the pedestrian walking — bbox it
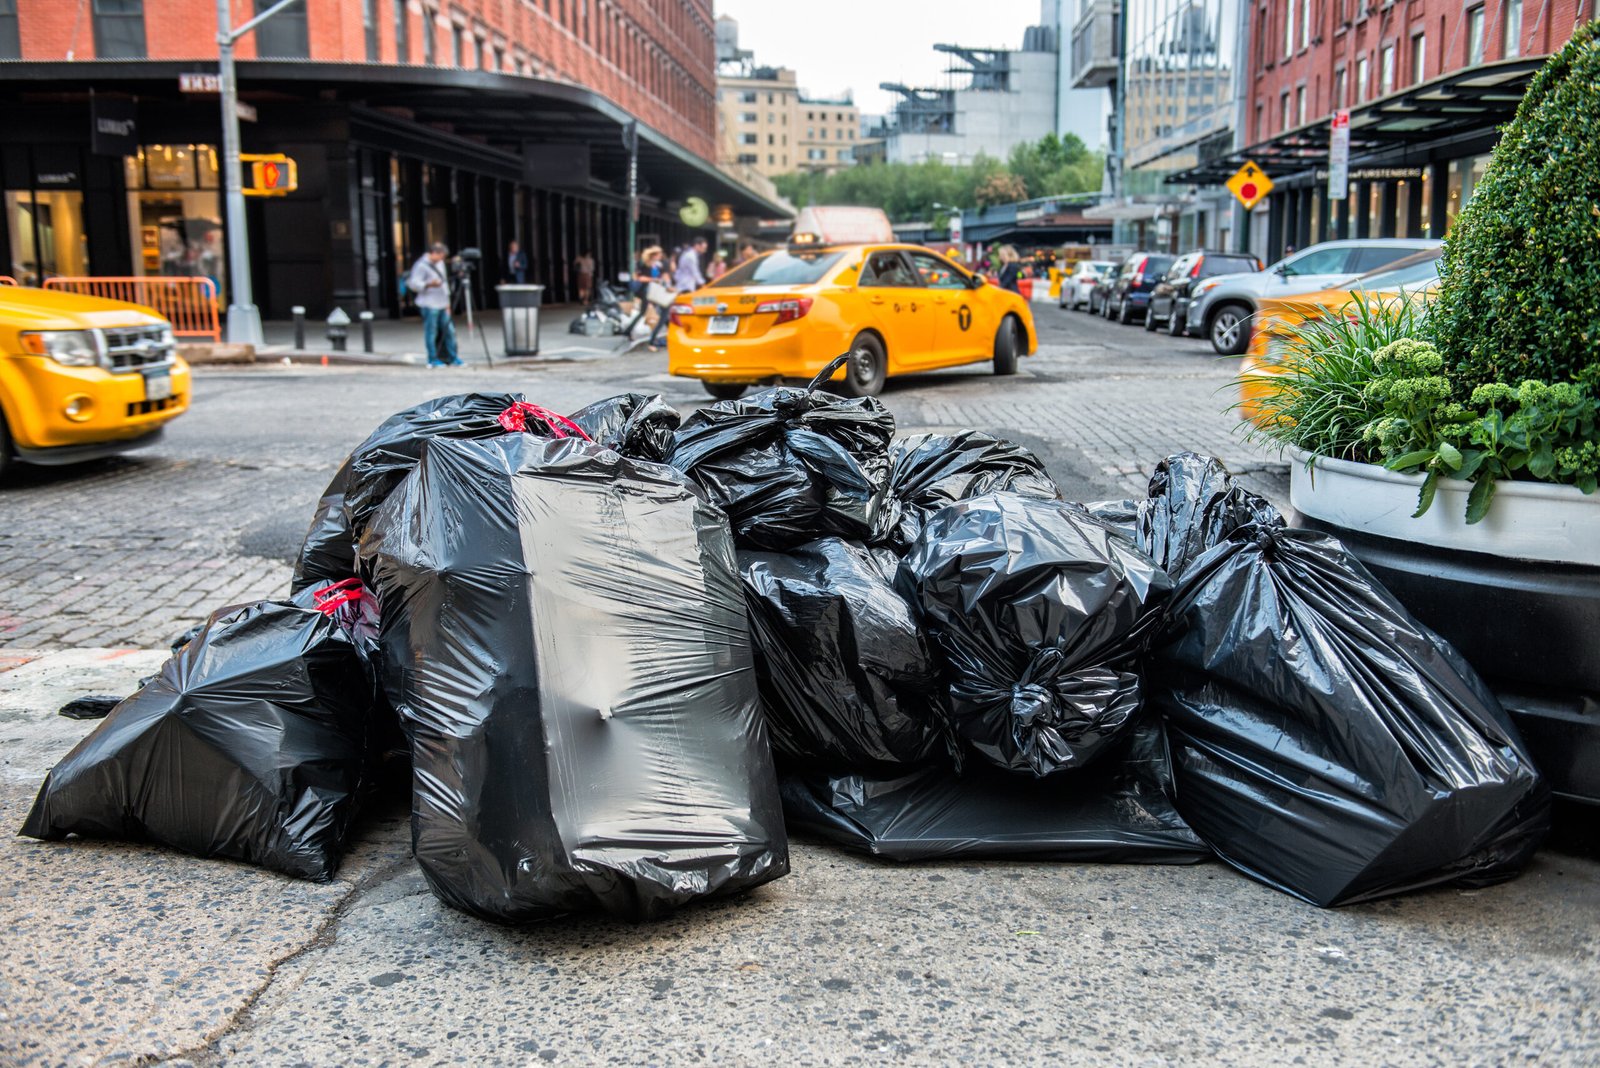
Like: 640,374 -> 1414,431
574,249 -> 595,303
505,240 -> 528,285
675,235 -> 708,295
735,241 -> 757,266
707,249 -> 729,281
407,242 -> 463,367
996,244 -> 1023,294
636,246 -> 671,353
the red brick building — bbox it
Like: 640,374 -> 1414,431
1175,1 -> 1589,258
0,0 -> 780,316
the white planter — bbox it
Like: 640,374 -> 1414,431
1288,449 -> 1600,568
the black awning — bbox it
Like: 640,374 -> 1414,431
0,59 -> 792,218
1166,57 -> 1544,186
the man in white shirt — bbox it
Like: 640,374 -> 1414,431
407,242 -> 462,367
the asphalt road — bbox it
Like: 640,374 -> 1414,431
3,303 -> 1596,1066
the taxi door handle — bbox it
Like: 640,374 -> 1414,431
869,294 -> 886,305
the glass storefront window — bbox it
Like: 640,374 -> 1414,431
1418,169 -> 1431,237
1395,180 -> 1410,237
6,190 -> 91,283
124,144 -> 225,299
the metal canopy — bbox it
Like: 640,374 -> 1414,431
0,59 -> 791,217
1165,57 -> 1544,186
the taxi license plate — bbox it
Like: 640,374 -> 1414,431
707,315 -> 739,336
144,372 -> 173,402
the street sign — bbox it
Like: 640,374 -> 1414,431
179,73 -> 222,93
1226,161 -> 1274,211
235,101 -> 258,123
948,212 -> 963,244
1328,109 -> 1351,200
240,153 -> 297,196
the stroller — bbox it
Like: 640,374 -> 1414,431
569,276 -> 639,337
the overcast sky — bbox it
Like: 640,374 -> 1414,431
712,0 -> 1046,116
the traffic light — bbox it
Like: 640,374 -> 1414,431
240,153 -> 298,197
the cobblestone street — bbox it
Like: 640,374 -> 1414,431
0,306 -> 1281,652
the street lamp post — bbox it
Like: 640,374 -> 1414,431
215,0 -> 302,345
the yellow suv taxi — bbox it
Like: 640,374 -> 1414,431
0,286 -> 190,477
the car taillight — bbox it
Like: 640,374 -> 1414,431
1083,278 -> 1097,285
668,304 -> 692,326
754,297 -> 813,324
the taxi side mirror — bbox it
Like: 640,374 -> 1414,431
969,274 -> 986,289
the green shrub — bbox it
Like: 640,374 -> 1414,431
1431,20 -> 1600,391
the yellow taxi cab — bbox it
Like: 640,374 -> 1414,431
1238,248 -> 1442,425
668,207 -> 1037,399
0,285 -> 191,477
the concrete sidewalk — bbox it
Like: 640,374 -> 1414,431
257,304 -> 651,366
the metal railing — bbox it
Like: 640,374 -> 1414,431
42,276 -> 221,341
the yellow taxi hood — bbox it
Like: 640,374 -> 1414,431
0,287 -> 167,331
1262,280 -> 1440,320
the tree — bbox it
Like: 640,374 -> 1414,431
975,172 -> 1027,207
1431,20 -> 1600,390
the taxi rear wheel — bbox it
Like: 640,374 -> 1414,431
993,316 -> 1020,376
840,334 -> 887,398
702,381 -> 748,401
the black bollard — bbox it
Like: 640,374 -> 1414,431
359,311 -> 374,353
291,305 -> 306,349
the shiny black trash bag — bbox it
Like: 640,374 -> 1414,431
292,392 -> 528,592
1145,461 -> 1549,906
567,392 -> 681,462
737,538 -> 952,775
874,430 -> 1059,552
896,493 -> 1172,778
1135,452 -> 1280,579
363,433 -> 789,923
19,582 -> 379,881
668,360 -> 895,550
780,715 -> 1208,863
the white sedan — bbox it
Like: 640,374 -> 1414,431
1059,261 -> 1117,310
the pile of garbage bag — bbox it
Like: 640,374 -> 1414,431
20,376 -> 1551,919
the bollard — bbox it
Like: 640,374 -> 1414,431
359,310 -> 375,353
326,307 -> 350,352
291,305 -> 306,349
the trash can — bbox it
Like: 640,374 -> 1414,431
496,284 -> 544,357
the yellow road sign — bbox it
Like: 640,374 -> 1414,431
1226,161 -> 1274,211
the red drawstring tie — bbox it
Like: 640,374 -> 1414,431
313,578 -> 365,615
497,402 -> 593,441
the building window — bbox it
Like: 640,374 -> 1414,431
451,23 -> 463,66
1280,90 -> 1290,133
0,0 -> 19,59
740,133 -> 758,145
1254,101 -> 1264,141
1467,7 -> 1485,65
1380,43 -> 1395,95
767,134 -> 774,145
766,92 -> 774,104
1503,0 -> 1523,58
1334,66 -> 1346,107
739,111 -> 757,123
255,0 -> 309,57
93,0 -> 146,59
493,46 -> 504,71
1283,0 -> 1295,57
1411,32 -> 1426,84
1355,54 -> 1368,102
739,90 -> 757,104
768,154 -> 775,164
363,0 -> 381,61
1295,85 -> 1307,125
1300,0 -> 1310,49
737,153 -> 757,165
423,7 -> 437,62
394,0 -> 410,61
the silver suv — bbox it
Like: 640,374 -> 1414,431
1186,238 -> 1440,354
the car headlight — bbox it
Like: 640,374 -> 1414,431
20,330 -> 104,368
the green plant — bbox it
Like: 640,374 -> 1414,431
1430,20 -> 1600,391
1235,294 -> 1428,460
1362,341 -> 1600,522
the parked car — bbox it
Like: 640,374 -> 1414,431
1058,260 -> 1117,310
1145,250 -> 1262,335
1087,262 -> 1123,316
1237,247 -> 1444,425
1104,252 -> 1176,325
1185,238 -> 1439,355
1,286 -> 190,479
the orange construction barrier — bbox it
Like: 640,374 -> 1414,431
44,276 -> 221,341
0,276 -> 17,286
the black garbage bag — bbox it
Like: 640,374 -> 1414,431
1150,510 -> 1550,907
1135,452 -> 1281,579
781,715 -> 1208,863
291,392 -> 541,593
568,392 -> 681,463
364,432 -> 788,923
737,538 -> 952,775
896,493 -> 1172,778
1067,499 -> 1140,542
19,580 -> 379,881
874,430 -> 1059,551
668,357 -> 894,550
